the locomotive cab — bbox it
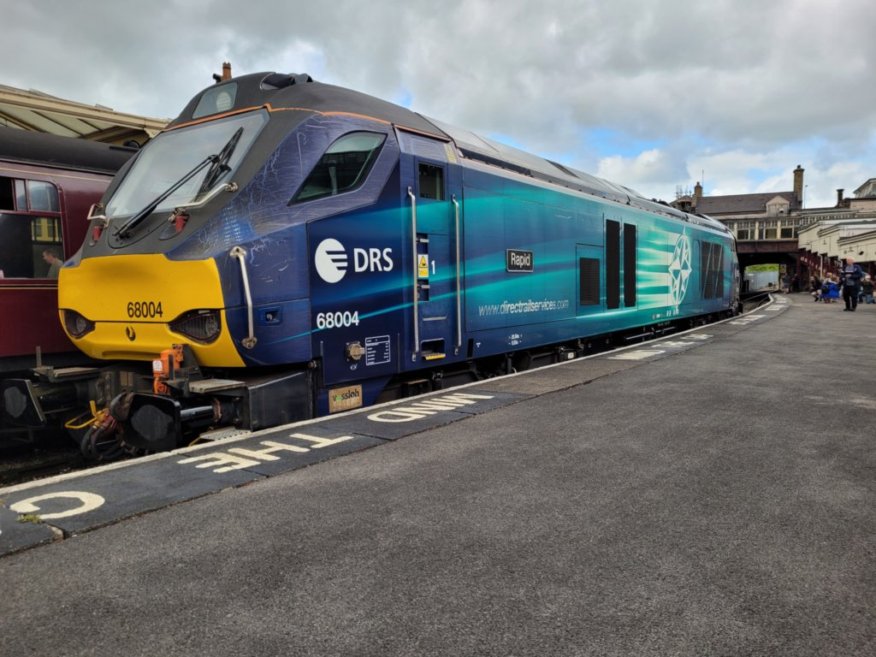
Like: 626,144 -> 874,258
46,72 -> 434,449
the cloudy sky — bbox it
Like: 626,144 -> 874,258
2,0 -> 874,208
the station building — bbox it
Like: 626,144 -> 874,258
673,168 -> 876,287
796,179 -> 876,278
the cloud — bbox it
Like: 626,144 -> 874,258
1,0 -> 874,205
596,149 -> 686,198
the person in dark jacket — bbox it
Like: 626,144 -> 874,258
840,257 -> 865,311
862,275 -> 875,304
810,274 -> 822,301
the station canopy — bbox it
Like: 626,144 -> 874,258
0,84 -> 167,146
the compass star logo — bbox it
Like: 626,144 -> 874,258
668,234 -> 692,306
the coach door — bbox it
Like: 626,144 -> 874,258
398,131 -> 462,364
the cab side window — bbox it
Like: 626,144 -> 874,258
292,132 -> 386,203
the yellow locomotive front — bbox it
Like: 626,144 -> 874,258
59,253 -> 244,367
57,102 -> 274,370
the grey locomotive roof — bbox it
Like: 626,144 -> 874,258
424,116 -> 634,204
173,73 -> 731,236
427,115 -> 728,233
171,72 -> 447,139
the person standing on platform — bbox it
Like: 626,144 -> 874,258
810,274 -> 822,301
862,276 -> 875,304
839,257 -> 864,311
823,275 -> 839,303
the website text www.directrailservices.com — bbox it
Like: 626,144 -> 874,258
478,298 -> 571,317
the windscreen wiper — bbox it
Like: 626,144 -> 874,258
113,155 -> 215,238
198,127 -> 243,195
114,127 -> 245,239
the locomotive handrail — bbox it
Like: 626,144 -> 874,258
173,181 -> 239,212
452,195 -> 462,354
86,203 -> 107,224
408,186 -> 419,361
230,246 -> 258,349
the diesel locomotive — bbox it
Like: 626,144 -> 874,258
2,71 -> 738,454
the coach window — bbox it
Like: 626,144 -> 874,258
292,132 -> 386,203
0,176 -> 15,210
0,177 -> 63,279
15,180 -> 26,209
26,180 -> 60,212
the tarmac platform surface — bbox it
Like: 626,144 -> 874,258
1,294 -> 874,656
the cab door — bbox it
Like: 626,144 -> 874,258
397,131 -> 462,366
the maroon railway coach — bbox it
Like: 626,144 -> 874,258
0,128 -> 135,373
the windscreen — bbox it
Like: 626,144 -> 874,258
105,109 -> 268,219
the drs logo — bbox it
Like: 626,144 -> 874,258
314,238 -> 394,284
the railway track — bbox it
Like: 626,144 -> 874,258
0,434 -> 87,487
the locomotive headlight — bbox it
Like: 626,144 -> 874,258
63,310 -> 96,338
168,309 -> 222,344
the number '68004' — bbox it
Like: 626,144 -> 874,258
315,311 -> 360,330
127,301 -> 164,319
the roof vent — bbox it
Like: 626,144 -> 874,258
260,73 -> 314,90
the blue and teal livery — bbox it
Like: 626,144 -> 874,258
4,71 -> 737,452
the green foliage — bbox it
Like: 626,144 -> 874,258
17,513 -> 42,524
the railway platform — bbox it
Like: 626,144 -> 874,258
1,294 -> 874,656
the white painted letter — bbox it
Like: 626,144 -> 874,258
11,491 -> 106,520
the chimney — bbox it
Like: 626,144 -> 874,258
836,189 -> 844,207
693,181 -> 702,209
793,165 -> 804,204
